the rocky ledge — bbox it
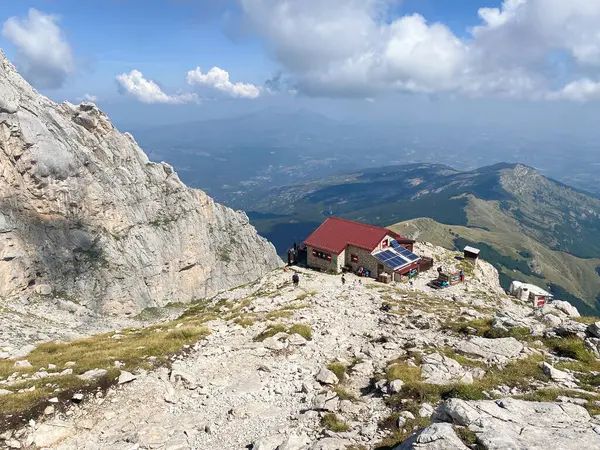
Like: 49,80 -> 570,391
1,246 -> 599,449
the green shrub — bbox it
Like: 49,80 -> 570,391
546,338 -> 595,363
333,386 -> 357,401
234,316 -> 255,328
328,362 -> 348,382
288,323 -> 313,341
253,324 -> 287,342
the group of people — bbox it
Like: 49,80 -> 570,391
287,242 -> 307,266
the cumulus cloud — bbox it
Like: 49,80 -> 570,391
187,67 -> 261,98
77,93 -> 98,103
546,79 -> 600,102
1,8 -> 75,89
116,70 -> 198,104
237,0 -> 600,101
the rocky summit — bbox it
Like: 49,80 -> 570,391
0,49 -> 281,315
1,243 -> 600,449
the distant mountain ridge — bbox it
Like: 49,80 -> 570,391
247,162 -> 600,314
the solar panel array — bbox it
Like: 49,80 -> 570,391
374,246 -> 420,270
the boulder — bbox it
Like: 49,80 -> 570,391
433,397 -> 600,450
316,368 -> 339,385
278,434 -> 310,450
389,379 -> 405,394
553,301 -> 580,318
77,369 -> 108,381
118,371 -> 137,384
10,345 -> 36,359
351,360 -> 374,377
553,321 -> 587,339
393,423 -> 469,450
311,438 -> 347,450
35,284 -> 53,296
170,369 -> 197,387
137,425 -> 170,449
13,360 -> 32,369
455,337 -> 523,363
253,435 -> 285,450
288,334 -> 308,346
263,337 -> 288,351
540,362 -> 578,384
33,422 -> 73,448
418,403 -> 435,418
587,322 -> 600,339
421,352 -> 472,385
542,314 -> 563,327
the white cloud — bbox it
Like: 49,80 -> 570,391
187,67 -> 261,98
546,78 -> 600,102
1,8 -> 75,89
238,0 -> 600,101
77,93 -> 98,103
116,70 -> 198,104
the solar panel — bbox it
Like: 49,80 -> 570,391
389,257 -> 406,268
391,240 -> 400,248
396,247 -> 420,262
374,247 -> 421,270
375,250 -> 396,263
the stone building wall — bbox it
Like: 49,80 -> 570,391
306,246 -> 344,272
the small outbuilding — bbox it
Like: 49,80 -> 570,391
509,281 -> 553,307
463,246 -> 481,262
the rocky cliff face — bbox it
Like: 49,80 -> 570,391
0,50 -> 281,314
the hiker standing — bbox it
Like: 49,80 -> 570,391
292,273 -> 300,287
341,274 -> 346,285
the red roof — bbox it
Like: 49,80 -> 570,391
303,217 -> 414,255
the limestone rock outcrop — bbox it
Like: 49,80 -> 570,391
0,49 -> 281,314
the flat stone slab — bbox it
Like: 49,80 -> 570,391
455,337 -> 523,362
433,398 -> 600,450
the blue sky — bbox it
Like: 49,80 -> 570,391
0,0 -> 491,102
0,1 -> 271,101
2,0 -> 600,127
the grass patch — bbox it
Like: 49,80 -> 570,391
445,319 -> 532,341
444,318 -> 493,336
515,388 -> 600,416
282,303 -> 311,311
296,291 -> 317,301
375,416 -> 431,449
385,354 -> 548,410
288,323 -> 313,341
386,363 -> 421,384
321,413 -> 350,432
545,337 -> 595,363
265,310 -> 294,320
454,427 -> 484,449
333,386 -> 357,401
328,362 -> 348,383
573,316 -> 598,325
0,318 -> 210,425
253,324 -> 287,342
439,348 -> 486,369
233,316 -> 255,328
